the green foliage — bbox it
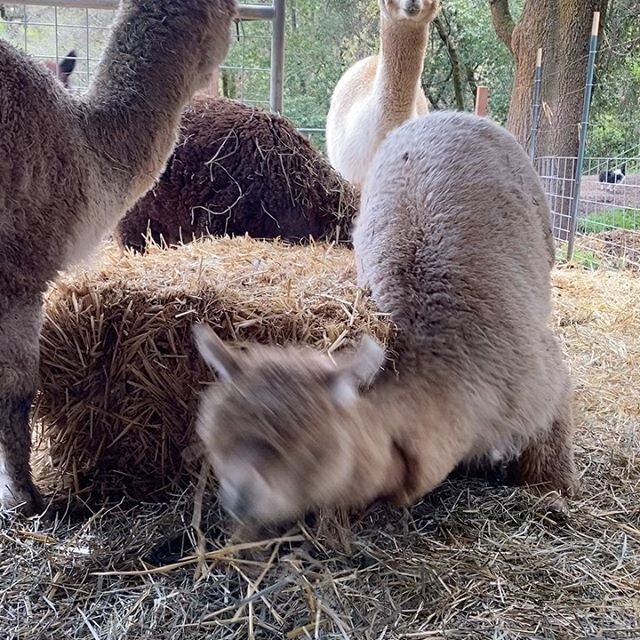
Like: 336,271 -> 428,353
1,0 -> 638,159
578,209 -> 640,234
424,0 -> 521,122
588,0 -> 640,156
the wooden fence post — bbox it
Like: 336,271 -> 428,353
474,86 -> 489,117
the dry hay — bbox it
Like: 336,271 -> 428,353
34,237 -> 391,498
1,241 -> 638,639
578,229 -> 640,271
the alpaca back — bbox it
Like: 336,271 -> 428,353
354,111 -> 563,459
115,97 -> 358,252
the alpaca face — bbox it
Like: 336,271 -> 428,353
193,325 -> 385,524
381,0 -> 439,23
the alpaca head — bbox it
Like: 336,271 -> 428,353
380,0 -> 440,23
193,324 -> 386,525
44,50 -> 77,88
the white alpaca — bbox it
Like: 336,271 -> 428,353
325,0 -> 439,189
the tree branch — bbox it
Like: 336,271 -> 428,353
433,13 -> 465,111
489,0 -> 516,52
465,63 -> 479,104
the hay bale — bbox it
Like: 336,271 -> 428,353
35,238 -> 390,497
115,97 -> 359,253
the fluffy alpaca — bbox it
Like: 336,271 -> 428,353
194,112 -> 575,526
325,0 -> 439,189
0,0 -> 237,514
115,97 -> 359,252
44,49 -> 77,88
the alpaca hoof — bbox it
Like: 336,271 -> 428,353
0,480 -> 44,517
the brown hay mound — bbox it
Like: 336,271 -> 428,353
114,97 -> 359,253
35,237 -> 391,498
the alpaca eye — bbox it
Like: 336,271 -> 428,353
242,439 -> 277,461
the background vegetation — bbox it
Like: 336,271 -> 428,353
1,0 -> 638,156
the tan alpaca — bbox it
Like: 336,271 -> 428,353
194,112 -> 575,526
325,0 -> 439,190
0,0 -> 237,514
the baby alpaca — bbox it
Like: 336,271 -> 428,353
325,0 -> 439,189
194,112 -> 575,526
0,0 -> 236,514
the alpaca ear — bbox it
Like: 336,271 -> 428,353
59,50 -> 76,79
329,336 -> 386,408
193,324 -> 239,383
350,335 -> 386,385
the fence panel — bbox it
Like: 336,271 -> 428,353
0,0 -> 285,111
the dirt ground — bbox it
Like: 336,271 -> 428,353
579,172 -> 640,218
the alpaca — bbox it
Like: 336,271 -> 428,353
325,0 -> 439,189
44,49 -> 77,88
0,0 -> 237,515
115,97 -> 359,253
193,112 -> 575,526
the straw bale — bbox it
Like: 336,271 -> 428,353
34,237 -> 391,497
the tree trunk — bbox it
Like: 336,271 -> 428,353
490,0 -> 608,241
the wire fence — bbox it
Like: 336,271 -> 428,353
537,155 -> 640,271
0,1 -> 283,110
529,13 -> 640,273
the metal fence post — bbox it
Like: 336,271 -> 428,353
567,11 -> 600,262
528,47 -> 543,161
8,1 -> 285,112
270,0 -> 286,113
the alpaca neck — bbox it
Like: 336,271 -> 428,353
81,2 -> 208,192
343,374 -> 474,508
375,17 -> 429,121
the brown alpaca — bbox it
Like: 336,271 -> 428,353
114,97 -> 359,253
325,0 -> 439,189
194,112 -> 575,526
0,0 -> 237,514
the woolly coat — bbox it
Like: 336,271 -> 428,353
116,97 -> 359,252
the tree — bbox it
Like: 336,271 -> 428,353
490,0 -> 608,239
490,0 -> 608,152
589,0 -> 640,156
420,1 -> 519,121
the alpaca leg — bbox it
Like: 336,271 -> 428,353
513,396 -> 576,510
0,302 -> 43,515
